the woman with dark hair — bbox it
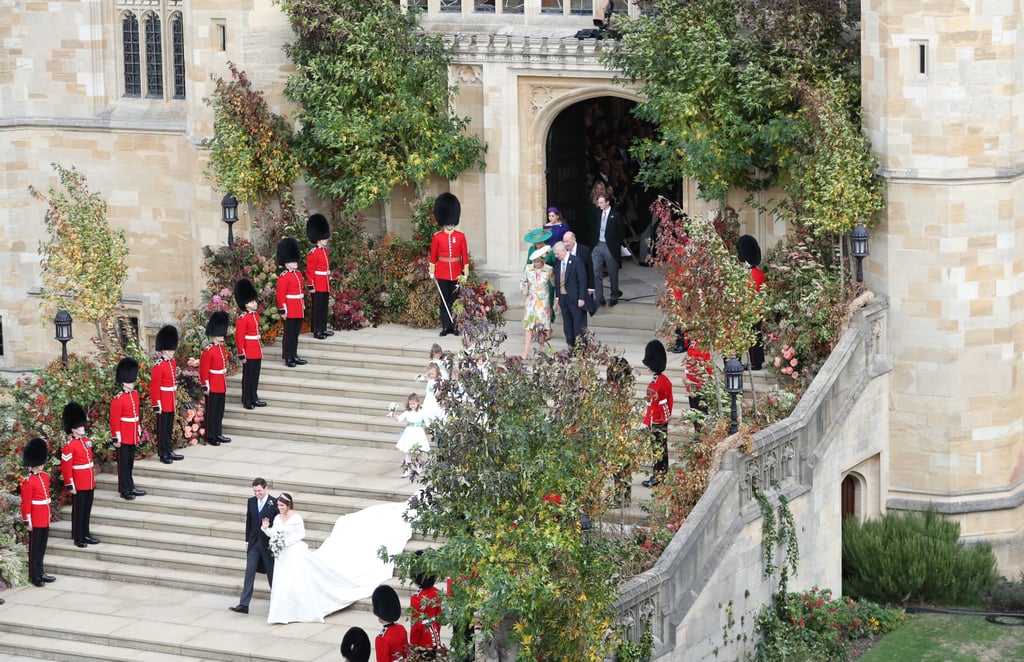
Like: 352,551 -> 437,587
260,494 -> 412,624
543,207 -> 570,246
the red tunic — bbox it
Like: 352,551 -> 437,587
749,266 -> 766,292
305,246 -> 330,293
643,373 -> 674,426
60,435 -> 96,492
110,390 -> 141,445
276,269 -> 306,318
21,471 -> 51,528
235,311 -> 263,360
199,343 -> 228,393
429,229 -> 468,281
375,623 -> 408,662
149,358 -> 177,413
409,586 -> 442,649
685,341 -> 713,394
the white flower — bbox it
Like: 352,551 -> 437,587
387,402 -> 398,415
416,374 -> 425,382
269,529 -> 285,559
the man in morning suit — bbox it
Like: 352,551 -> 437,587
592,194 -> 625,307
230,477 -> 279,614
553,241 -> 589,349
563,231 -> 596,308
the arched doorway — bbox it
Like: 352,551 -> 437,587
841,474 -> 859,521
544,97 -> 659,250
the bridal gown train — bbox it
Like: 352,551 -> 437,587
262,501 -> 413,624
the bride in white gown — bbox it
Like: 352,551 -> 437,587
260,492 -> 413,624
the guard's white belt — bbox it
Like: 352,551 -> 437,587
120,416 -> 139,423
160,386 -> 176,391
286,294 -> 303,299
210,369 -> 226,374
73,462 -> 93,470
314,270 -> 329,276
32,499 -> 51,505
244,335 -> 260,340
658,398 -> 668,405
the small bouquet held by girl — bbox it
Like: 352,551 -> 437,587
389,393 -> 430,478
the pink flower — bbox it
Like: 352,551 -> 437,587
782,366 -> 792,375
185,409 -> 195,422
790,358 -> 798,367
774,357 -> 782,368
220,288 -> 232,297
212,295 -> 222,304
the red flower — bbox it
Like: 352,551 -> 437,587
543,493 -> 562,505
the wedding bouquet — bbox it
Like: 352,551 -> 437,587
387,402 -> 398,415
269,529 -> 285,559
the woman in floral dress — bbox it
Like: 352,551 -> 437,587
522,245 -> 554,357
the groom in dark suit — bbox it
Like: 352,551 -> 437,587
230,477 -> 279,614
553,241 -> 591,349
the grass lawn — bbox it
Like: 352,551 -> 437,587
859,613 -> 1024,662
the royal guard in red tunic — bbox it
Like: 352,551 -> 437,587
60,402 -> 99,548
201,310 -> 232,446
685,335 -> 713,435
340,627 -> 371,662
305,213 -> 334,340
429,192 -> 469,337
21,437 -> 55,587
738,234 -> 766,370
373,585 -> 408,662
641,340 -> 673,488
234,278 -> 267,410
276,237 -> 307,367
110,357 -> 145,501
150,324 -> 183,464
409,556 -> 442,652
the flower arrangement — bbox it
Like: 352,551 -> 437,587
269,528 -> 285,559
387,402 -> 399,415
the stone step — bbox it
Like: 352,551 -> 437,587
0,631 -> 212,662
227,368 -> 423,397
221,414 -> 401,443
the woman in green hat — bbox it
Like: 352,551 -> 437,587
523,227 -> 557,327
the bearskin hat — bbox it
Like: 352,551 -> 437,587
642,340 -> 667,374
205,311 -> 230,337
433,192 -> 461,227
737,234 -> 762,268
306,213 -> 331,243
23,437 -> 48,467
412,549 -> 437,589
371,585 -> 401,623
62,401 -> 88,434
339,627 -> 371,662
116,357 -> 139,384
234,278 -> 258,311
276,237 -> 301,267
155,325 -> 179,352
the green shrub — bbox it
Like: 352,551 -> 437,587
980,572 -> 1024,612
842,509 -> 999,606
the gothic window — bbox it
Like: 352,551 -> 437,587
172,13 -> 186,99
117,2 -> 184,100
440,0 -> 461,12
144,13 -> 163,98
503,0 -> 525,13
122,13 -> 141,97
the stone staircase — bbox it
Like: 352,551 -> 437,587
0,299 -> 775,660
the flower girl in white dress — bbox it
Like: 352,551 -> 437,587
390,393 -> 429,477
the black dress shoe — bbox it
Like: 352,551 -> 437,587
243,403 -> 256,410
641,477 -> 660,488
313,333 -> 325,339
293,357 -> 308,365
121,492 -> 136,500
160,457 -> 173,464
609,299 -> 619,307
323,330 -> 334,337
285,360 -> 297,368
229,604 -> 249,614
207,439 -> 221,446
32,579 -> 45,587
670,344 -> 686,353
253,400 -> 267,407
75,541 -> 87,548
451,329 -> 460,336
131,489 -> 146,496
169,452 -> 184,461
216,435 -> 232,443
638,261 -> 652,267
615,289 -> 623,297
439,329 -> 449,337
41,574 -> 55,583
84,536 -> 100,545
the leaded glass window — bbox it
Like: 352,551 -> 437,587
440,0 -> 461,12
144,13 -> 163,98
172,13 -> 185,99
122,13 -> 141,97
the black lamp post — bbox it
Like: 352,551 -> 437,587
724,357 -> 744,435
221,193 -> 239,247
54,310 -> 73,370
851,222 -> 869,283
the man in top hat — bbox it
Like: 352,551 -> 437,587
276,237 -> 308,367
373,584 -> 408,662
641,340 -> 673,488
737,234 -> 766,370
234,278 -> 267,410
429,192 -> 469,337
60,402 -> 100,548
200,311 -> 232,446
340,627 -> 371,662
305,213 -> 334,340
110,357 -> 145,500
21,437 -> 55,587
151,325 -> 184,464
